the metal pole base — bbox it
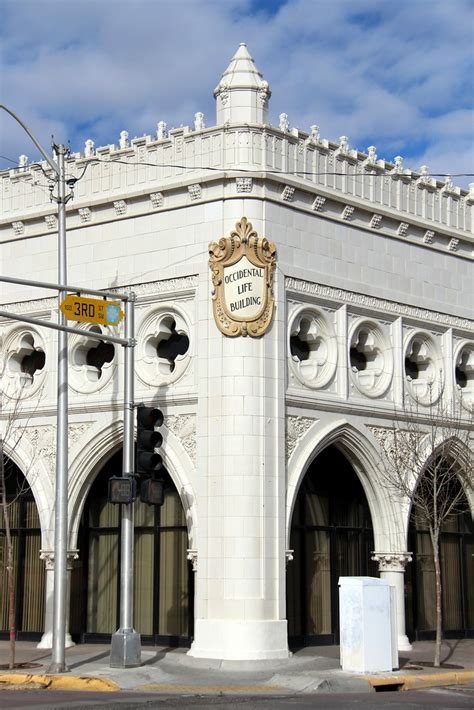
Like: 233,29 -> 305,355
110,628 -> 141,668
47,661 -> 70,673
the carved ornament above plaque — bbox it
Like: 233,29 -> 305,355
208,217 -> 276,337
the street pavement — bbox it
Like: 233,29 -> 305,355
0,638 -> 473,699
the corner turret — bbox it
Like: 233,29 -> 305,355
214,43 -> 271,125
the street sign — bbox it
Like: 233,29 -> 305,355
60,295 -> 124,326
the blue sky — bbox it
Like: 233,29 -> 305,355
1,0 -> 473,186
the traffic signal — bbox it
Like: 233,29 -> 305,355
140,478 -> 165,506
108,476 -> 136,504
136,404 -> 163,475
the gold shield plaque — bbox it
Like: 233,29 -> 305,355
209,217 -> 276,337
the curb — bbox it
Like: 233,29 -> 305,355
0,673 -> 119,692
366,670 -> 474,692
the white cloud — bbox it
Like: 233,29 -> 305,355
1,0 -> 472,186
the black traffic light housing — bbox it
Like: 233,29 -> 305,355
140,478 -> 165,506
136,404 -> 163,475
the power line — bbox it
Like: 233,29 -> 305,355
2,154 -> 473,180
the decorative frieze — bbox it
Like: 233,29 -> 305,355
341,205 -> 354,221
12,221 -> 24,236
44,215 -> 57,230
285,277 -> 473,331
188,183 -> 202,201
281,185 -> 295,202
150,192 -> 164,209
398,222 -> 409,237
236,177 -> 253,193
113,200 -> 127,216
312,195 -> 326,212
78,207 -> 92,223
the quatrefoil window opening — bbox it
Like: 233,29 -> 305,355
455,346 -> 473,390
288,310 -> 337,389
455,344 -> 474,410
350,329 -> 382,373
73,326 -> 115,382
348,322 -> 392,398
7,332 -> 45,387
404,335 -> 441,404
290,316 -> 327,376
145,316 -> 189,375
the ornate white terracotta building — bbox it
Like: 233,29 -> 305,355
1,44 -> 473,659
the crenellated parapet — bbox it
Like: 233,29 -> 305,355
2,122 -> 473,253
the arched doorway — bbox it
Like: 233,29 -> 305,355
287,445 -> 377,646
406,496 -> 474,640
0,459 -> 45,640
70,449 -> 193,645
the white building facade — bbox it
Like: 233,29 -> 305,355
1,44 -> 473,659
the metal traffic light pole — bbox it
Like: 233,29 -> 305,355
110,293 -> 142,668
2,105 -> 141,670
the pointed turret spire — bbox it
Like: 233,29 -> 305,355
214,43 -> 271,125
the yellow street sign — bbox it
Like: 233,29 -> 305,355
60,295 -> 124,326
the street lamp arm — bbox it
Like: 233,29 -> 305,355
0,103 -> 59,175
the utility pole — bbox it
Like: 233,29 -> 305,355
0,105 -> 72,673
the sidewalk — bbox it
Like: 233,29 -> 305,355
0,638 -> 473,695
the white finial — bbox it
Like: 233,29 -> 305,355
279,113 -> 289,132
338,136 -> 349,154
419,165 -> 430,181
444,175 -> 453,189
310,125 -> 320,142
469,183 -> 474,199
84,139 -> 95,158
367,146 -> 377,164
393,156 -> 404,172
18,154 -> 28,171
119,130 -> 129,150
156,121 -> 167,140
194,112 -> 205,131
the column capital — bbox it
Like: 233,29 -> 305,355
371,551 -> 412,572
187,549 -> 198,572
40,549 -> 79,571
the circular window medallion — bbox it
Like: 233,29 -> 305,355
454,342 -> 474,411
70,325 -> 117,394
404,332 -> 442,404
288,307 -> 337,389
3,327 -> 46,398
349,320 -> 393,398
136,307 -> 191,387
